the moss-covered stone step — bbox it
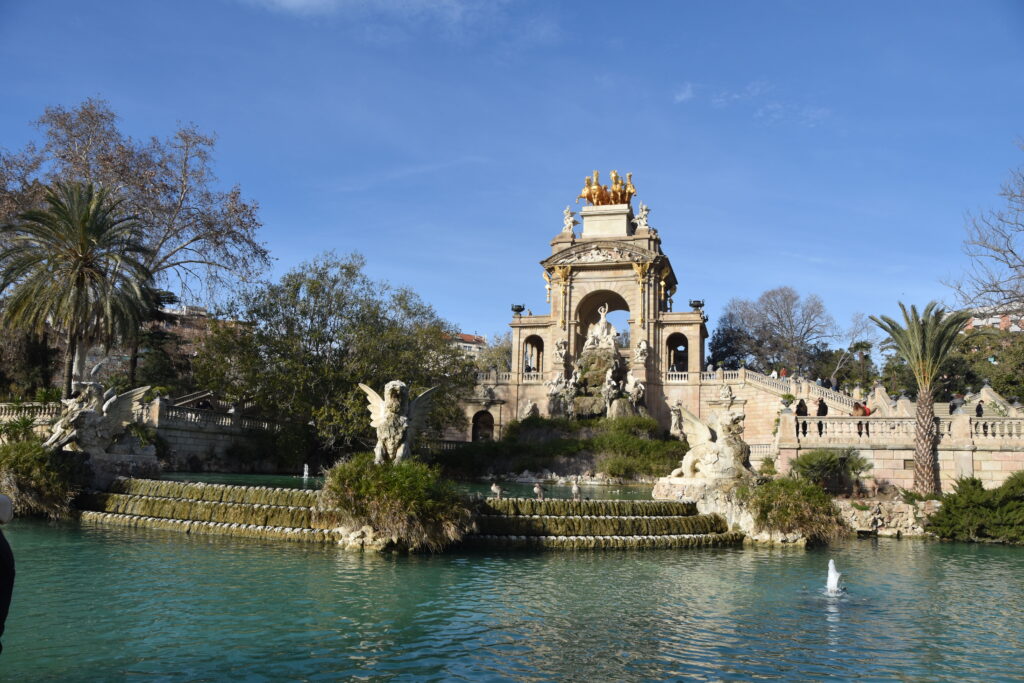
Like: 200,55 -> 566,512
465,531 -> 745,550
79,492 -> 329,529
107,478 -> 317,507
79,510 -> 342,543
476,513 -> 726,537
478,498 -> 697,518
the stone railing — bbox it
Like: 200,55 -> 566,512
742,371 -> 792,394
475,371 -> 513,384
777,413 -> 1024,491
748,443 -> 773,459
162,405 -> 235,428
799,381 -> 856,410
970,417 -> 1024,441
521,372 -> 543,383
665,372 -> 691,383
783,414 -> 1024,449
0,402 -> 61,423
792,416 -> 917,444
154,403 -> 282,433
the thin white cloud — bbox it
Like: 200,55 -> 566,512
240,0 -> 557,48
329,155 -> 489,193
243,0 -> 511,32
673,83 -> 694,103
711,80 -> 772,107
755,102 -> 832,127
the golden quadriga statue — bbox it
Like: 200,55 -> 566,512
575,170 -> 637,206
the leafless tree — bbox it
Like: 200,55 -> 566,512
828,313 -> 878,381
724,286 -> 837,372
1,99 -> 270,382
2,98 -> 269,303
952,145 -> 1024,317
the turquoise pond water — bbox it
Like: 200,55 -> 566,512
3,516 -> 1024,681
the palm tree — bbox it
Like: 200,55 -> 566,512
870,302 -> 971,494
0,182 -> 155,397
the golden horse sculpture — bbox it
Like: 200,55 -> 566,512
576,170 -> 637,206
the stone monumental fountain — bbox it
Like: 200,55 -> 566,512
652,403 -> 806,544
44,383 -> 159,488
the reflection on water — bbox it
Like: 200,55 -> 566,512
3,520 -> 1023,681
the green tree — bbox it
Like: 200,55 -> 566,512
870,302 -> 971,494
718,287 -> 837,373
0,182 -> 155,397
707,311 -> 754,370
475,332 -> 512,373
194,252 -> 476,451
1,99 -> 269,385
953,330 -> 1024,401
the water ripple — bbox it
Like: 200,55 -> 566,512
2,521 -> 1023,680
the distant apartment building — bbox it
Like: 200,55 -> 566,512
965,309 -> 1023,333
450,333 -> 487,359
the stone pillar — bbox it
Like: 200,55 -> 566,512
579,204 -> 632,238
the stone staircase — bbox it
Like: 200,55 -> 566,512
77,478 -> 342,543
466,498 -> 744,549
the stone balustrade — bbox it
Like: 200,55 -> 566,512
748,443 -> 773,458
777,413 -> 1024,491
971,418 -> 1024,441
521,372 -> 543,383
475,372 -> 513,384
0,402 -> 61,423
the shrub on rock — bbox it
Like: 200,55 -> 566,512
738,477 -> 847,545
0,440 -> 89,519
319,452 -> 473,552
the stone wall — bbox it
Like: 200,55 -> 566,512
144,401 -> 286,472
0,400 -> 289,473
463,368 -> 855,463
777,413 -> 1024,492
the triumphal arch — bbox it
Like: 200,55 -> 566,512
463,171 -> 708,436
457,171 -> 880,466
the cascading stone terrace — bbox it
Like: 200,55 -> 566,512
467,497 -> 743,549
76,478 -> 747,551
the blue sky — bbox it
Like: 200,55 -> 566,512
2,0 -> 1023,342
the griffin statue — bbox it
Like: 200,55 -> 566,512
667,404 -> 754,481
44,384 -> 151,453
358,381 -> 439,464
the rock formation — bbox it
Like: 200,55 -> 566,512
43,383 -> 159,488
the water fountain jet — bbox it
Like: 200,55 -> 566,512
826,559 -> 843,596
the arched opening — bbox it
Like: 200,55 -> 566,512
471,410 -> 494,441
575,290 -> 631,350
523,335 -> 544,373
667,332 -> 689,373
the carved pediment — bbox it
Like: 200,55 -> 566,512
542,241 -> 658,268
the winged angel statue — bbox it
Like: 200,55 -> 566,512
358,381 -> 439,464
44,384 -> 151,453
668,403 -> 754,481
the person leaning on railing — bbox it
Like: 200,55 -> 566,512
816,398 -> 828,436
852,402 -> 871,437
795,399 -> 809,437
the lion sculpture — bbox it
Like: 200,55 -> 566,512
358,381 -> 439,464
668,404 -> 754,481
